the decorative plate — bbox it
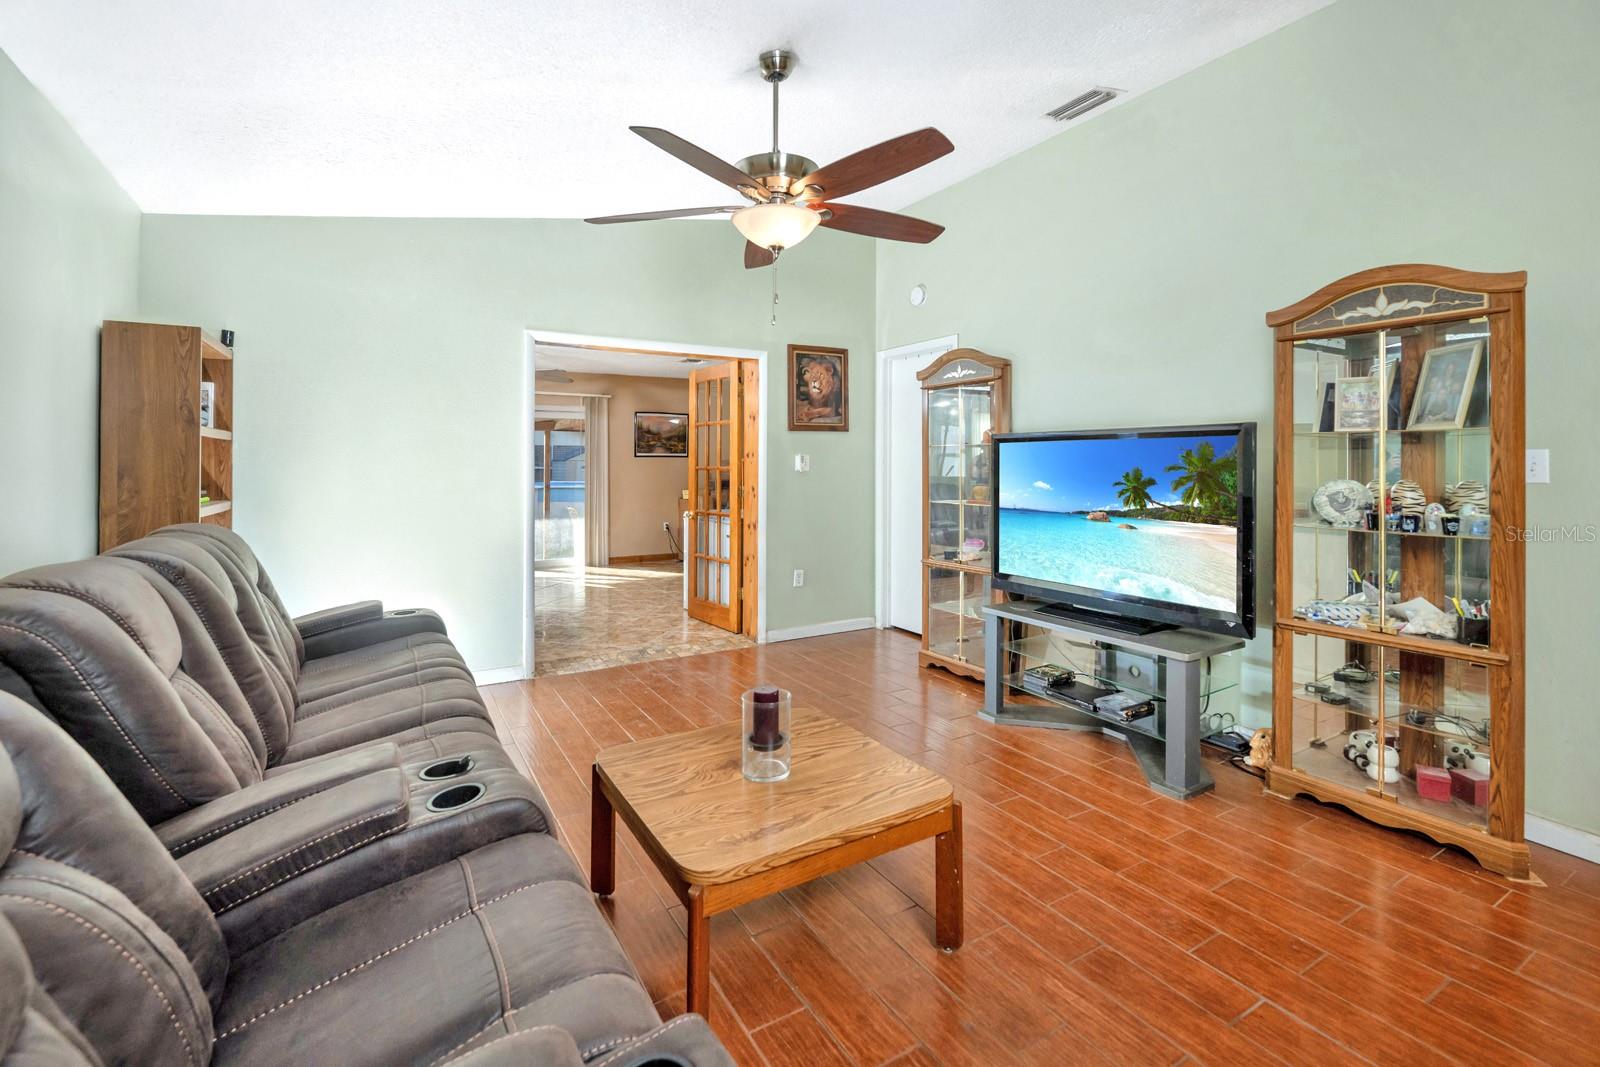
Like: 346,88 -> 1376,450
1311,479 -> 1373,527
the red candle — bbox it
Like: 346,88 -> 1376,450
750,685 -> 782,750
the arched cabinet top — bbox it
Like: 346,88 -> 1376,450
1265,264 -> 1526,336
917,347 -> 1010,388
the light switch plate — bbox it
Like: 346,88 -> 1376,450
794,454 -> 810,472
792,569 -> 805,587
1526,448 -> 1550,483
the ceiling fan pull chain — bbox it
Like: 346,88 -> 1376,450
771,257 -> 779,326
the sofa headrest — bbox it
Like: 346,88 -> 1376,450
1,558 -> 181,676
0,561 -> 258,822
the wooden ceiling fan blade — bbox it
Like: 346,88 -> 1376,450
791,128 -> 953,201
630,127 -> 767,201
744,242 -> 776,269
819,203 -> 944,243
584,206 -> 741,224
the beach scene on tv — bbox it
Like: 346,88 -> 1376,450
997,434 -> 1241,611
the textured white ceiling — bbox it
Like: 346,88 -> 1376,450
534,345 -> 716,380
0,0 -> 1328,217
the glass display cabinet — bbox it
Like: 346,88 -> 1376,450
1266,265 -> 1529,878
920,348 -> 1011,679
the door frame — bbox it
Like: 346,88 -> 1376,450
522,329 -> 768,679
874,335 -> 958,630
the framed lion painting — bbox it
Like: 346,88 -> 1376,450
788,344 -> 849,431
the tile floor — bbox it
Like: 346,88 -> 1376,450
534,561 -> 752,676
484,628 -> 1600,1066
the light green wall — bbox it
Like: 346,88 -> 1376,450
876,0 -> 1600,836
0,49 -> 140,573
138,216 -> 877,670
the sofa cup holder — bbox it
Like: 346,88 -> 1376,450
418,755 -> 475,781
426,782 -> 486,813
388,608 -> 420,617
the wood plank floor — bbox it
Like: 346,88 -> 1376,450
482,629 -> 1600,1067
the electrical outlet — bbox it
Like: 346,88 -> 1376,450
1526,448 -> 1550,483
792,569 -> 805,588
662,521 -> 671,532
794,454 -> 810,473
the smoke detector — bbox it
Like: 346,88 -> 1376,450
1046,87 -> 1121,122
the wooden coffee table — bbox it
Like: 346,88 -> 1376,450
590,707 -> 962,1017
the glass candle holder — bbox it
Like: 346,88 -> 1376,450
741,685 -> 791,782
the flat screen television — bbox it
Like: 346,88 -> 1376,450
992,423 -> 1256,638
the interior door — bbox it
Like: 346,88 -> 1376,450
688,362 -> 742,631
888,342 -> 953,631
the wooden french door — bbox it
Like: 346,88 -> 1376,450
688,361 -> 749,632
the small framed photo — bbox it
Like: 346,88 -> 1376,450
199,380 -> 216,429
633,412 -> 687,457
1406,340 -> 1484,431
788,344 -> 848,431
1333,376 -> 1383,432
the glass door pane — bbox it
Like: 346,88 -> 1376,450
534,415 -> 585,566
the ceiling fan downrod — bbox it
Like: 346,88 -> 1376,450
759,49 -> 792,166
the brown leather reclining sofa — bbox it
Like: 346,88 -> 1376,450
0,525 -> 733,1067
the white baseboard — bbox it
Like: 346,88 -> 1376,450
764,617 -> 876,644
472,665 -> 527,685
1526,815 -> 1600,864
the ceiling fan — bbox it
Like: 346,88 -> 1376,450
585,49 -> 952,268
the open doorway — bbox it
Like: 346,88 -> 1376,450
875,335 -> 958,632
523,333 -> 766,677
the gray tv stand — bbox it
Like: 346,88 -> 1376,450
981,601 -> 1245,799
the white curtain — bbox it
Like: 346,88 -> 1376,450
582,395 -> 609,567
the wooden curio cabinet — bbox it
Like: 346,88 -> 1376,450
919,348 -> 1011,680
1266,265 -> 1529,878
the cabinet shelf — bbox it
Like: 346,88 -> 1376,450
200,427 -> 233,441
1293,426 -> 1488,438
199,499 -> 232,518
1291,519 -> 1489,541
1289,740 -> 1489,830
1276,617 -> 1506,665
201,334 -> 233,361
929,598 -> 983,621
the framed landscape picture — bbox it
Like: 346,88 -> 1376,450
633,411 -> 688,457
788,344 -> 849,431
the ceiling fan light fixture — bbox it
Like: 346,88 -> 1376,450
731,202 -> 820,253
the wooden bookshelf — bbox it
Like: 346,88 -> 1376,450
99,321 -> 235,550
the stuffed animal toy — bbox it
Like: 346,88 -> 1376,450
1247,728 -> 1273,770
797,358 -> 842,422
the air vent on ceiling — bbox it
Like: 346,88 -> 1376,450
1046,87 -> 1120,122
